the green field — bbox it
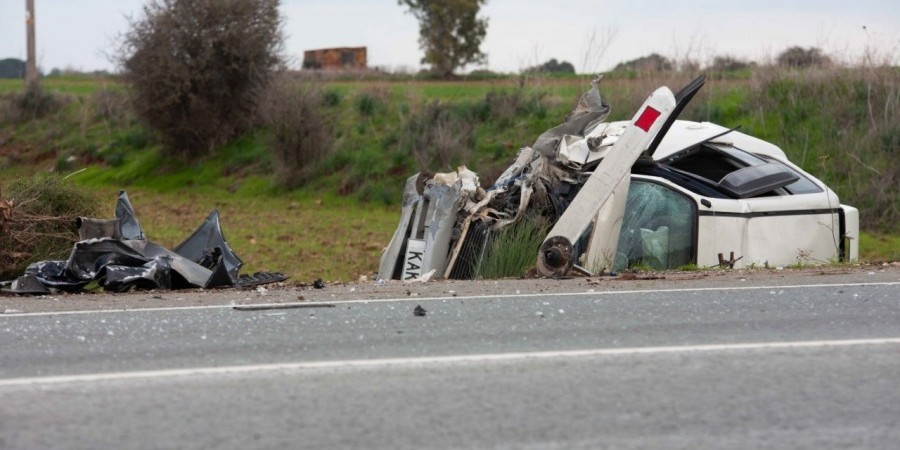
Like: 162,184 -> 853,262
1,70 -> 897,280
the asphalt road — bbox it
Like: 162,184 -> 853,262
1,276 -> 899,449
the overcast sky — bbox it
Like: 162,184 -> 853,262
1,0 -> 898,74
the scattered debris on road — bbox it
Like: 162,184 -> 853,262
1,191 -> 287,295
413,304 -> 427,316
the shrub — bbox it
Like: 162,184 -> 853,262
0,83 -> 66,124
117,0 -> 283,159
89,87 -> 133,126
399,101 -> 475,171
776,47 -> 831,69
322,89 -> 342,107
0,173 -> 102,280
259,74 -> 333,189
612,53 -> 674,74
524,58 -> 576,74
355,87 -> 389,117
481,88 -> 549,125
706,55 -> 755,73
356,93 -> 380,116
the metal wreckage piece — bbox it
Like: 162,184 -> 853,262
378,75 -> 665,281
378,74 -> 859,280
2,191 -> 287,294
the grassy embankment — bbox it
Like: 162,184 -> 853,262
1,70 -> 897,281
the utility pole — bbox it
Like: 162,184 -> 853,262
25,0 -> 37,87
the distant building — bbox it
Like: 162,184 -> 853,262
303,47 -> 367,70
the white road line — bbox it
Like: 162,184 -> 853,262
1,337 -> 898,388
1,281 -> 898,318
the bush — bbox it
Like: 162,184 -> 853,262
612,53 -> 674,74
322,89 -> 342,107
0,173 -> 102,280
481,88 -> 549,125
355,87 -> 389,117
89,87 -> 133,126
0,83 -> 66,124
399,102 -> 475,172
706,55 -> 755,73
524,58 -> 576,74
776,47 -> 831,69
117,0 -> 283,159
259,74 -> 333,189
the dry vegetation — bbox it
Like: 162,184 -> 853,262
0,173 -> 101,279
258,73 -> 334,188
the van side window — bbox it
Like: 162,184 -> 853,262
614,180 -> 696,271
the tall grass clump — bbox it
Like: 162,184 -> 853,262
475,217 -> 547,278
480,87 -> 549,126
747,65 -> 899,232
259,74 -> 333,189
356,90 -> 384,117
88,87 -> 134,126
0,172 -> 101,280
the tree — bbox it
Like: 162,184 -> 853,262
117,0 -> 283,158
0,58 -> 25,79
612,53 -> 674,73
706,55 -> 755,72
525,58 -> 575,74
776,46 -> 831,68
399,0 -> 488,78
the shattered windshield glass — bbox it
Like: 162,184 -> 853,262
613,180 -> 696,271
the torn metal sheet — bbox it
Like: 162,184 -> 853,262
173,209 -> 244,285
2,191 -> 286,294
532,78 -> 610,158
76,218 -> 120,240
377,174 -> 423,281
115,191 -> 144,240
391,169 -> 477,281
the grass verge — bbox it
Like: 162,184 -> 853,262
67,186 -> 399,283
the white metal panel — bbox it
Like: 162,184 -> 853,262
743,191 -> 841,214
420,185 -> 459,277
584,176 -> 630,272
697,216 -> 748,267
743,213 -> 841,266
650,121 -> 788,161
538,87 -> 677,276
841,205 -> 860,261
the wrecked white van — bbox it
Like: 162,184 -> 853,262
378,75 -> 858,280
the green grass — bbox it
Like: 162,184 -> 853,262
859,231 -> 900,262
0,76 -> 117,95
475,218 -> 547,279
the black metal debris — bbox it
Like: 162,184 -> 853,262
1,191 -> 287,294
